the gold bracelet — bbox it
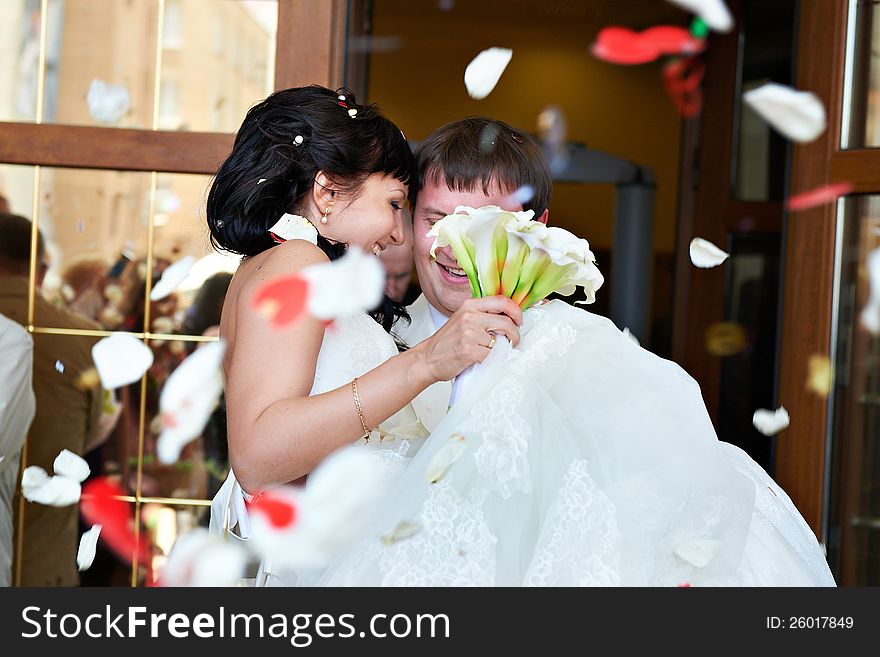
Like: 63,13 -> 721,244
351,377 -> 371,443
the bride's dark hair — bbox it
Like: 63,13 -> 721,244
207,85 -> 412,332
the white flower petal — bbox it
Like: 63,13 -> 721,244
743,83 -> 826,143
21,467 -> 81,506
86,79 -> 130,124
77,524 -> 102,571
150,255 -> 197,301
675,538 -> 722,568
381,520 -> 421,545
92,334 -> 154,389
689,237 -> 729,268
859,247 -> 880,335
161,528 -> 248,586
464,47 -> 512,100
300,247 -> 385,320
752,406 -> 790,436
425,434 -> 468,484
268,213 -> 318,244
249,447 -> 388,571
156,340 -> 226,464
53,449 -> 90,483
667,0 -> 733,32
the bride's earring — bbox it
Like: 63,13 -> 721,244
321,207 -> 329,224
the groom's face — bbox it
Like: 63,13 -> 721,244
412,176 -> 523,317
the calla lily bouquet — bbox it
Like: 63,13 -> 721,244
428,205 -> 604,309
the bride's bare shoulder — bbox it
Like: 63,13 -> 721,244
237,239 -> 329,290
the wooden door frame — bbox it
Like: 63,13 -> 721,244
0,0 -> 348,176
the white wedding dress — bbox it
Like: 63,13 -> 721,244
308,301 -> 835,587
213,298 -> 835,587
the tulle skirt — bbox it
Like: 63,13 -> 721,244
289,301 -> 835,587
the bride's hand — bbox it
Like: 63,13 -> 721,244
415,296 -> 522,383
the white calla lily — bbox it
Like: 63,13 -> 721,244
428,205 -> 602,309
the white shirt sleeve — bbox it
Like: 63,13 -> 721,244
0,314 -> 35,468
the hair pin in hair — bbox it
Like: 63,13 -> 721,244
293,135 -> 304,145
257,178 -> 267,185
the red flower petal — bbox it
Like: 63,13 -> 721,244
248,493 -> 298,529
642,26 -> 705,57
592,27 -> 660,65
678,582 -> 692,587
251,274 -> 309,329
663,57 -> 705,118
80,477 -> 153,576
593,26 -> 705,65
786,182 -> 853,212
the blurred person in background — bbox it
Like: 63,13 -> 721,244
0,213 -> 113,586
379,212 -> 419,305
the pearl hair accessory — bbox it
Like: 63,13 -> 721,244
293,135 -> 304,145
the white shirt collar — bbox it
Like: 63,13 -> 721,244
428,302 -> 449,330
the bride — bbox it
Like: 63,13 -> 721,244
207,93 -> 834,586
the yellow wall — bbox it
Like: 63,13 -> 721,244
367,7 -> 683,255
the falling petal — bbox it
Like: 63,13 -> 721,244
503,185 -> 535,207
249,492 -> 298,530
77,524 -> 102,571
54,360 -> 64,373
705,322 -> 747,356
92,334 -> 154,389
86,79 -> 130,124
667,0 -> 734,32
689,237 -> 729,268
787,182 -> 852,212
249,446 -> 388,571
150,255 -> 196,301
806,354 -> 832,398
301,247 -> 386,320
677,582 -> 693,588
251,274 -> 309,329
860,248 -> 880,335
675,538 -> 721,568
156,340 -> 226,464
159,528 -> 248,586
752,407 -> 790,436
381,520 -> 422,545
53,448 -> 90,483
425,434 -> 468,483
268,213 -> 318,244
592,26 -> 703,65
743,83 -> 826,143
464,47 -> 512,99
80,477 -> 153,570
21,466 -> 81,506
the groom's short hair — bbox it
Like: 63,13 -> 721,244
409,117 -> 552,216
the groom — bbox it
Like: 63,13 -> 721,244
396,117 -> 552,432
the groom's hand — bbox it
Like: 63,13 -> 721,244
415,296 -> 522,383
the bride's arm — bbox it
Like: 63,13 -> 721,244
225,240 -> 522,494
